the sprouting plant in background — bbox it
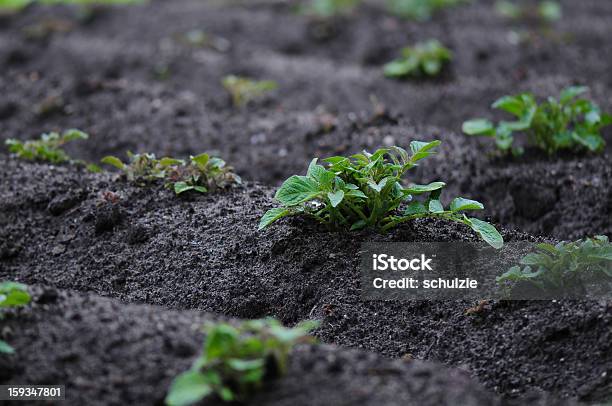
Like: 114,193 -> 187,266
384,39 -> 452,78
495,0 -> 562,23
6,129 -> 85,163
101,152 -> 241,195
6,129 -> 101,171
165,318 -> 318,406
260,140 -> 503,249
497,236 -> 612,296
462,86 -> 612,155
222,75 -> 278,107
301,0 -> 360,17
386,0 -> 470,20
0,281 -> 31,355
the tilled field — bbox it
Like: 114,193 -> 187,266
0,0 -> 611,405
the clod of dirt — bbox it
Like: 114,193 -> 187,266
93,203 -> 123,234
47,190 -> 86,216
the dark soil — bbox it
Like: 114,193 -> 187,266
1,0 -> 611,404
1,159 -> 610,404
0,0 -> 612,240
2,287 -> 509,406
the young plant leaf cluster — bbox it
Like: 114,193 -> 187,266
6,129 -> 89,163
386,0 -> 470,20
102,152 -> 241,195
222,75 -> 278,107
165,318 -> 318,406
260,141 -> 503,249
384,39 -> 452,78
495,0 -> 562,23
497,236 -> 612,296
0,282 -> 31,355
463,86 -> 612,155
301,0 -> 359,17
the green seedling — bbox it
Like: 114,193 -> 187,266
222,75 -> 278,107
102,152 -> 241,195
386,0 -> 469,20
260,141 -> 503,249
0,282 -> 31,354
6,129 -> 101,172
165,318 -> 318,406
463,86 -> 612,155
497,236 -> 612,296
6,129 -> 88,163
301,0 -> 360,17
495,0 -> 562,23
384,39 -> 452,78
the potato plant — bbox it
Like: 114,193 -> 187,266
497,236 -> 612,296
6,129 -> 86,163
222,75 -> 278,107
384,39 -> 452,78
0,282 -> 31,354
386,0 -> 470,20
165,318 -> 318,406
463,86 -> 612,155
260,141 -> 503,249
102,152 -> 241,195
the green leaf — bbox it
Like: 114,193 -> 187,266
227,358 -> 265,371
0,290 -> 30,307
410,140 -> 441,155
346,189 -> 367,199
468,218 -> 504,249
404,201 -> 427,216
496,266 -> 523,282
193,186 -> 208,193
350,220 -> 367,230
275,176 -> 320,206
520,253 -> 546,266
383,60 -> 410,77
205,324 -> 239,358
559,86 -> 588,104
572,133 -> 604,152
423,59 -> 441,75
405,182 -> 445,195
0,340 -> 14,354
191,153 -> 210,167
174,182 -> 193,195
449,197 -> 484,212
0,281 -> 28,294
327,190 -> 345,208
492,95 -> 525,116
462,119 -> 495,136
160,157 -> 184,166
86,164 -> 102,173
428,200 -> 444,213
368,177 -> 388,193
307,158 -> 324,180
101,156 -> 125,170
259,207 -> 291,230
536,243 -> 558,255
61,129 -> 89,141
165,371 -> 214,406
